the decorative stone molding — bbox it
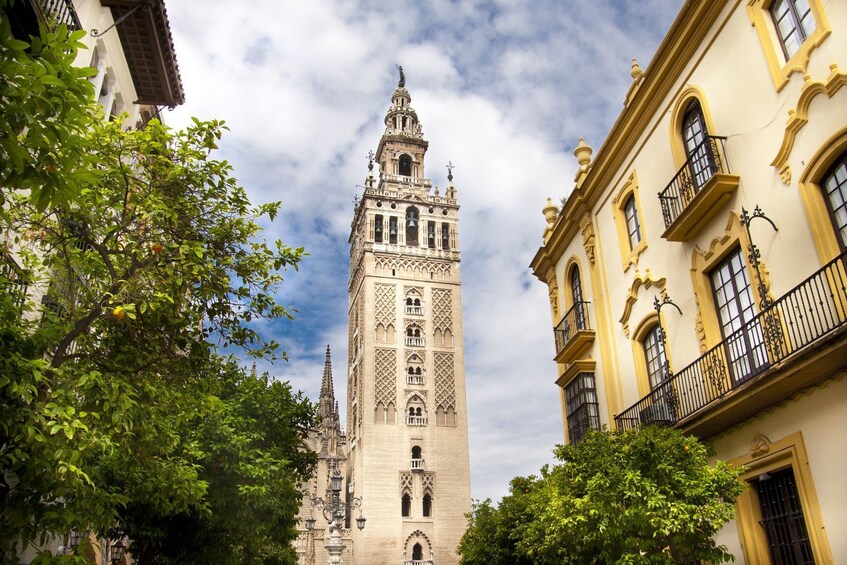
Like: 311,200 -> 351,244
619,269 -> 667,338
750,434 -> 772,458
771,64 -> 847,184
580,214 -> 596,265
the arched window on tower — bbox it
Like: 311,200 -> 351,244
569,265 -> 587,333
412,543 -> 423,560
406,207 -> 419,246
411,445 -> 424,471
423,494 -> 432,517
399,154 -> 412,176
402,493 -> 411,517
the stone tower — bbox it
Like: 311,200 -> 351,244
346,71 -> 471,564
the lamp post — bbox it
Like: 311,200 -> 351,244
304,467 -> 365,565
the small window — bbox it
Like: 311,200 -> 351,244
374,214 -> 383,243
441,223 -> 450,250
402,493 -> 411,517
389,217 -> 398,244
623,195 -> 641,250
771,0 -> 815,59
821,152 -> 847,250
422,494 -> 432,517
412,543 -> 423,560
642,325 -> 667,389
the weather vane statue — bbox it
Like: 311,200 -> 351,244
397,65 -> 405,87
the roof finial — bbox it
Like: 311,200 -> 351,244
397,64 -> 405,87
446,161 -> 454,181
367,150 -> 374,172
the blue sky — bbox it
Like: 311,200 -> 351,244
163,0 -> 684,503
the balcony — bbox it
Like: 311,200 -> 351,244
659,136 -> 739,242
406,415 -> 427,426
407,374 -> 425,385
554,301 -> 594,363
405,336 -> 425,347
405,305 -> 423,315
8,0 -> 81,38
410,458 -> 425,471
615,250 -> 847,437
404,561 -> 434,565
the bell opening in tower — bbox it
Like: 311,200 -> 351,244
399,154 -> 412,176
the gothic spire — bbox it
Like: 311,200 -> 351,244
318,345 -> 336,421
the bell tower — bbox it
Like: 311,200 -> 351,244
346,68 -> 471,564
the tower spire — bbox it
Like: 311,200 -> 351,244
318,344 -> 336,421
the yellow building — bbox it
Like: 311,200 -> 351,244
530,1 -> 845,562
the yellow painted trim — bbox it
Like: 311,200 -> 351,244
611,170 -> 648,272
746,0 -> 831,93
797,125 -> 847,262
669,85 -> 719,169
555,359 -> 597,389
586,211 -> 623,423
771,64 -> 847,182
729,431 -> 833,563
618,270 -> 667,338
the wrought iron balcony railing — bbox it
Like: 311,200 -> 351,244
34,0 -> 81,31
659,136 -> 729,229
554,301 -> 591,355
615,249 -> 847,432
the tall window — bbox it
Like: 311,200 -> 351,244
441,222 -> 450,250
710,248 -> 768,383
399,154 -> 412,176
406,207 -> 419,246
755,467 -> 815,564
569,266 -> 586,330
771,0 -> 815,59
821,152 -> 847,250
642,324 -> 668,389
427,221 -> 436,248
422,494 -> 432,517
412,543 -> 423,560
389,216 -> 398,244
374,214 -> 383,243
401,493 -> 411,517
564,373 -> 600,445
623,195 -> 642,250
682,100 -> 712,190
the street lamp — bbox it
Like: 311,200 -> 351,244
303,467 -> 365,565
110,539 -> 127,564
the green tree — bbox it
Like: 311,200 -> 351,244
0,22 -> 310,558
459,426 -> 745,565
0,7 -> 97,211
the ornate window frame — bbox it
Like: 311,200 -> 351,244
669,86 -> 719,169
631,313 -> 673,397
689,212 -> 762,350
797,126 -> 847,262
612,171 -> 648,271
729,431 -> 833,563
746,0 -> 831,92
